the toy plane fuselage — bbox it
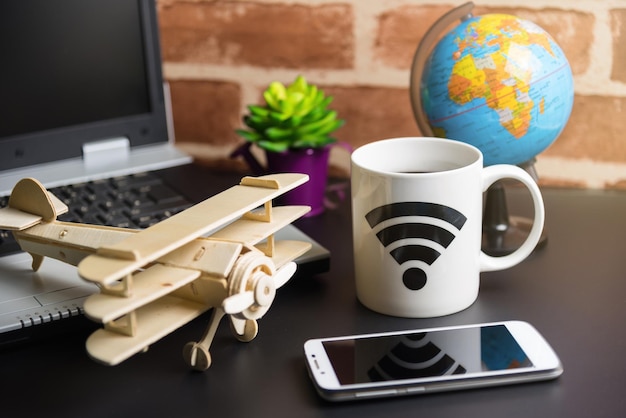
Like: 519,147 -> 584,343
0,174 -> 312,371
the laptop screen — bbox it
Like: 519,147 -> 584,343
0,0 -> 169,171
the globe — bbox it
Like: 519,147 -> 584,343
411,3 -> 574,166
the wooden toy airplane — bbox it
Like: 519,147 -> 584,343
0,174 -> 312,371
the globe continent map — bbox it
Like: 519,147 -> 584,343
421,14 -> 574,166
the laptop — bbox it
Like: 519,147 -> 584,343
0,0 -> 329,345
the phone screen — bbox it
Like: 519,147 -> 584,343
321,324 -> 532,385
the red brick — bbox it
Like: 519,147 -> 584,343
611,9 -> 626,83
158,1 -> 354,69
169,80 -> 241,145
374,5 -> 453,69
323,86 -> 420,150
543,95 -> 626,163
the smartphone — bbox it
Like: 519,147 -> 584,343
304,321 -> 562,401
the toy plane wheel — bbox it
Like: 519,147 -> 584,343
230,318 -> 258,342
183,342 -> 212,371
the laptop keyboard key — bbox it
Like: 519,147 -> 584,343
147,183 -> 181,204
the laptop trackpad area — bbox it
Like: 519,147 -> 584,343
0,254 -> 97,333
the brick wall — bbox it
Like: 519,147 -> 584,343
157,0 -> 626,190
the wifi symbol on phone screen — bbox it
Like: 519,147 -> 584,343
367,333 -> 467,382
365,202 -> 467,291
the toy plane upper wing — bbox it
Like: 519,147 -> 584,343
78,173 -> 309,285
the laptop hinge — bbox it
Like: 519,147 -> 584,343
82,138 -> 130,169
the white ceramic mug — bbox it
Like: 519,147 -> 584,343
351,137 -> 545,318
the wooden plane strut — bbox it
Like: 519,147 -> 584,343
0,174 -> 312,371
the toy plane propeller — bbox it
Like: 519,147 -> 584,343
0,174 -> 312,371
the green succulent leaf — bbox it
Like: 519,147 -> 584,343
248,105 -> 270,118
264,83 -> 286,110
278,98 -> 295,115
269,110 -> 289,123
287,91 -> 305,104
236,75 -> 345,151
311,119 -> 345,137
285,114 -> 303,128
268,81 -> 286,99
264,126 -> 296,140
290,75 -> 308,93
258,139 -> 291,152
243,115 -> 271,131
300,108 -> 327,124
296,110 -> 339,136
235,129 -> 263,143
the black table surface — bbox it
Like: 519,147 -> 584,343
1,167 -> 625,418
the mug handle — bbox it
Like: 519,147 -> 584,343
479,164 -> 545,272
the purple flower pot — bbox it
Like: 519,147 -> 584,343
265,146 -> 331,217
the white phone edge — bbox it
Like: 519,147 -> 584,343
303,320 -> 563,402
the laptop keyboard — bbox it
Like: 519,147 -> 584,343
0,172 -> 192,256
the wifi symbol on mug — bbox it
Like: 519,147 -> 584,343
365,202 -> 467,291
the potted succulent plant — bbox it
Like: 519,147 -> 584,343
233,75 -> 345,216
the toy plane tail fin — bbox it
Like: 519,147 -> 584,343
0,178 -> 68,231
0,178 -> 69,271
9,178 -> 67,221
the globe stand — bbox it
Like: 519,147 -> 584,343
482,160 -> 548,256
